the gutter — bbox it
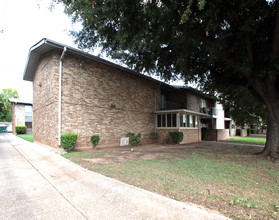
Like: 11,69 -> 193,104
58,47 -> 67,147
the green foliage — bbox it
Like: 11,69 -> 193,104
15,126 -> 27,134
248,128 -> 260,136
150,132 -> 159,139
126,132 -> 141,146
58,0 -> 279,157
247,128 -> 251,136
61,133 -> 78,151
169,131 -> 183,144
0,88 -> 19,122
217,86 -> 267,127
57,0 -> 278,139
90,135 -> 100,148
251,129 -> 259,134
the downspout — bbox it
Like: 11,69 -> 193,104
58,47 -> 67,147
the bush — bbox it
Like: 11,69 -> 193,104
61,133 -> 78,151
251,129 -> 259,134
150,132 -> 159,141
90,135 -> 100,148
15,126 -> 27,134
126,132 -> 141,146
247,128 -> 251,136
169,131 -> 183,144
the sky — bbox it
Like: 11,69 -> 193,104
0,0 -> 81,101
0,0 -> 184,101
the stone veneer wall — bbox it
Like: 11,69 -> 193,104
33,50 -> 160,148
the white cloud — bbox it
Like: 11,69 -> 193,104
0,0 -> 187,101
0,0 -> 77,100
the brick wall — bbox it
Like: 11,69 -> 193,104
241,129 -> 248,137
33,51 -> 60,147
11,103 -> 25,134
187,92 -> 215,113
217,129 -> 229,141
204,129 -> 230,141
180,129 -> 200,144
33,50 -> 160,148
157,116 -> 202,144
157,128 -> 200,144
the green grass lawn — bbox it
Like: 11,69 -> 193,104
88,146 -> 278,220
226,136 -> 266,144
62,152 -> 105,159
16,134 -> 34,142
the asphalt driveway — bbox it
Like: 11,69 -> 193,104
0,135 -> 230,220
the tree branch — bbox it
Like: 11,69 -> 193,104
195,33 -> 252,79
229,10 -> 253,70
272,1 -> 279,56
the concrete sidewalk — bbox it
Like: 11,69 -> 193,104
0,135 -> 230,220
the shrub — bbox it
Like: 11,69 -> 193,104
169,131 -> 183,144
150,132 -> 159,141
247,128 -> 251,136
15,126 -> 27,134
61,133 -> 78,151
90,135 -> 100,148
126,132 -> 141,146
250,129 -> 260,134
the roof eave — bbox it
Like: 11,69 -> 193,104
22,38 -> 173,88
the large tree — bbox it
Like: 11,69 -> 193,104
56,0 -> 279,158
0,88 -> 19,122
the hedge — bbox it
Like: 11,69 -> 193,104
169,131 -> 184,144
90,135 -> 100,148
61,133 -> 78,151
15,126 -> 27,134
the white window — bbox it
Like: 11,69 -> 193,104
157,113 -> 177,128
180,114 -> 186,127
25,105 -> 32,123
187,115 -> 193,127
201,99 -> 206,108
194,116 -> 198,127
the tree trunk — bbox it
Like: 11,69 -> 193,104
257,90 -> 279,159
252,78 -> 279,159
260,110 -> 279,159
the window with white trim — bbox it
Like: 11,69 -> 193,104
157,113 -> 177,128
195,116 -> 198,127
179,114 -> 198,128
201,99 -> 206,108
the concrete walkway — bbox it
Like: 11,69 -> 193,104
0,135 -> 230,220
